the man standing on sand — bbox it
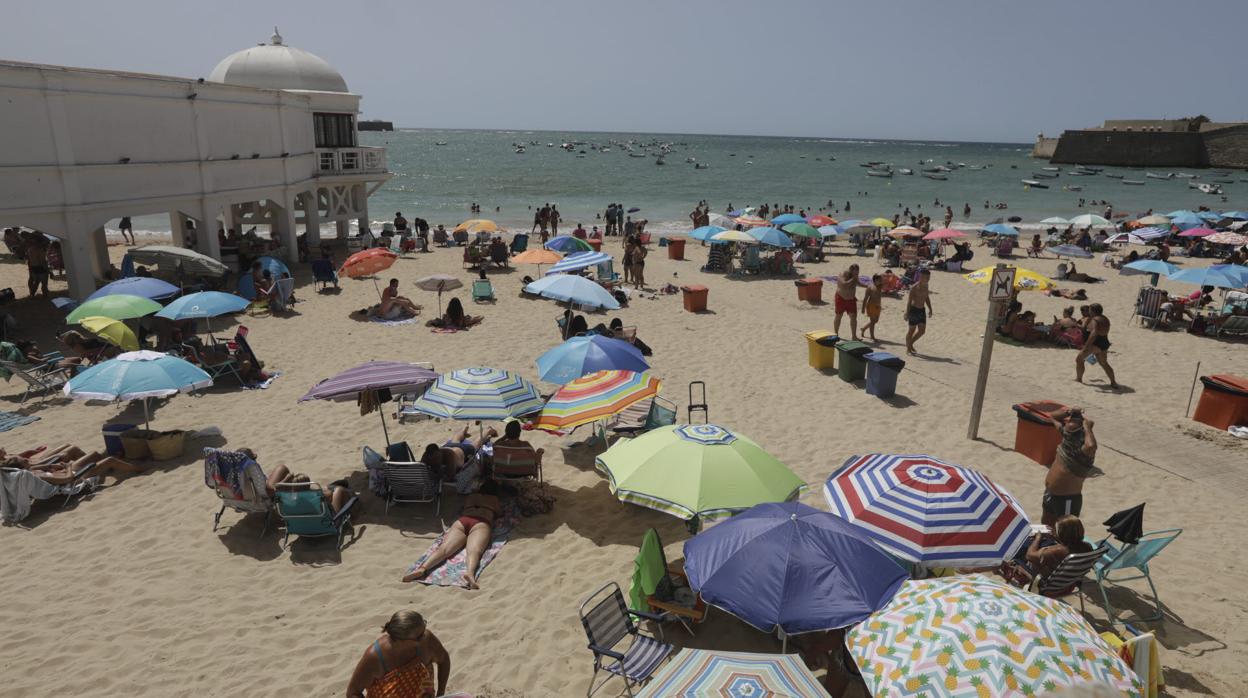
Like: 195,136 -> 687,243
118,216 -> 135,245
1076,303 -> 1118,388
1041,407 -> 1098,528
860,274 -> 884,342
834,264 -> 865,340
605,203 -> 616,236
24,232 -> 50,297
904,269 -> 933,355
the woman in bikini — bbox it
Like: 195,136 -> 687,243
402,481 -> 502,589
346,610 -> 451,698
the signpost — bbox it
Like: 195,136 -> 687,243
967,263 -> 1015,439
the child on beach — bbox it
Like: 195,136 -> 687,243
861,274 -> 884,342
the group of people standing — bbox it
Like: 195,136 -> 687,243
530,204 -> 562,239
832,263 -> 933,355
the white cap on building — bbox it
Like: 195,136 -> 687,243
208,28 -> 348,93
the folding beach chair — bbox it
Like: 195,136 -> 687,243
1092,529 -> 1182,623
1131,287 -> 1168,329
180,343 -> 243,385
270,277 -> 295,313
472,278 -> 496,303
509,233 -> 529,254
491,444 -> 543,483
380,442 -> 442,517
1032,542 -> 1111,611
742,246 -> 763,275
1215,315 -> 1248,338
0,462 -> 100,523
610,396 -> 678,438
0,360 -> 72,404
629,528 -> 707,635
203,448 -> 274,536
311,259 -> 339,290
452,230 -> 469,246
597,260 -> 621,285
274,482 -> 359,550
580,581 -> 673,697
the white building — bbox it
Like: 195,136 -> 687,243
0,29 -> 390,297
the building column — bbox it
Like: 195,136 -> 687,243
196,200 -> 222,259
304,189 -> 322,247
276,194 -> 299,265
355,183 -> 370,237
336,219 -> 349,240
170,211 -> 188,248
61,221 -> 108,299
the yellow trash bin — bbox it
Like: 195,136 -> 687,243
804,331 -> 839,370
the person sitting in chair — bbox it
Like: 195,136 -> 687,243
493,420 -> 544,462
997,515 -> 1091,586
402,480 -> 503,589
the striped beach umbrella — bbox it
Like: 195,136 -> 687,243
544,250 -> 611,275
823,454 -> 1031,567
1206,231 -> 1248,246
409,367 -> 543,421
532,370 -> 661,431
1131,226 -> 1170,241
299,360 -> 438,445
848,575 -> 1142,697
734,215 -> 769,228
637,650 -> 830,697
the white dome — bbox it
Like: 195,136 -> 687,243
208,29 -> 348,93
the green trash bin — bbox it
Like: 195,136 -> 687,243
835,340 -> 872,383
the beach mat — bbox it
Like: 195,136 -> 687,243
0,411 -> 39,433
370,315 -> 422,326
405,502 -> 519,588
243,370 -> 283,390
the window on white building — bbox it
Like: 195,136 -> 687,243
314,113 -> 357,148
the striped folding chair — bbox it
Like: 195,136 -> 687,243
1132,287 -> 1167,328
579,581 -> 673,697
1035,543 -> 1111,612
381,448 -> 442,517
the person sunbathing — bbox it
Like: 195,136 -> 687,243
421,426 -> 497,480
346,610 -> 451,698
402,481 -> 503,589
1045,287 -> 1088,300
427,298 -> 482,329
1,446 -> 143,484
375,278 -> 422,320
1062,262 -> 1101,284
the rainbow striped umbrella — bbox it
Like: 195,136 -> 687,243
408,367 -> 543,421
637,649 -> 829,697
823,454 -> 1031,567
533,370 -> 661,431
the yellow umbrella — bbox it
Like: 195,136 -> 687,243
78,315 -> 140,351
454,218 -> 499,234
711,229 -> 758,243
963,266 -> 1056,291
870,218 -> 897,229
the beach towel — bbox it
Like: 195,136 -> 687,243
0,411 -> 38,433
370,315 -> 423,326
243,370 -> 283,390
405,501 -> 519,588
430,326 -> 461,334
0,468 -> 96,523
1101,630 -> 1164,697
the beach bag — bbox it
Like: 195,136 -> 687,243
120,428 -> 158,460
148,430 -> 186,461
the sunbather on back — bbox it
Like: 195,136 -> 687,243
1,446 -> 143,485
402,481 -> 503,589
422,426 -> 497,480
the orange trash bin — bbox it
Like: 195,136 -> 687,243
796,278 -> 823,303
667,236 -> 687,260
1192,374 -> 1248,431
681,285 -> 708,312
1012,401 -> 1067,466
588,239 -> 603,252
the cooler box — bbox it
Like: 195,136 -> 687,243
681,285 -> 708,312
1192,374 -> 1248,430
103,423 -> 138,457
588,239 -> 603,252
1012,401 -> 1067,466
668,237 -> 687,260
796,278 -> 823,303
864,352 -> 906,398
804,331 -> 838,371
835,341 -> 872,382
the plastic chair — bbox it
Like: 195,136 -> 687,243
472,278 -> 496,303
1092,529 -> 1182,623
311,259 -> 339,290
381,442 -> 441,518
579,581 -> 672,697
274,482 -> 358,550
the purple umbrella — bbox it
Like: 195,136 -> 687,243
299,360 -> 438,444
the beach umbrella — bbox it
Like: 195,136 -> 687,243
544,250 -> 611,275
636,650 -> 829,698
1070,213 -> 1110,227
339,248 -> 398,278
298,360 -> 437,445
1205,231 -> 1248,246
924,228 -> 966,241
1104,232 -> 1146,246
839,219 -> 875,233
690,225 -> 727,242
1168,264 -> 1248,289
734,215 -> 769,228
848,575 -> 1142,697
981,223 -> 1019,237
1165,209 -> 1197,218
524,274 -> 620,310
237,256 -> 291,300
1197,211 -> 1223,222
748,227 -> 795,248
818,224 -> 844,238
870,217 -> 897,229
86,277 -> 179,302
1169,213 -> 1204,231
1135,214 -> 1171,226
544,235 -> 593,253
705,213 -> 736,229
536,335 -> 648,383
66,294 -> 161,323
710,229 -> 758,244
770,213 -> 805,226
510,248 -> 561,274
683,502 -> 907,641
408,367 -> 543,421
1220,211 -> 1248,220
824,454 -> 1031,567
63,350 -> 211,428
781,222 -> 820,240
532,370 -> 661,432
78,316 -> 139,352
127,245 -> 228,277
1048,244 -> 1094,259
414,274 -> 464,315
594,424 -> 806,526
807,215 -> 837,227
452,218 -> 498,234
1122,259 -> 1179,276
156,291 -> 249,321
888,225 -> 924,239
1038,216 -> 1070,225
964,266 -> 1054,291
1129,226 -> 1170,241
1104,503 -> 1146,545
1178,227 -> 1217,238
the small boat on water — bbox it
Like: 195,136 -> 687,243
1074,165 -> 1103,172
1022,179 -> 1048,188
1194,183 -> 1223,194
1145,172 -> 1174,180
1105,173 -> 1124,179
966,165 -> 985,170
655,157 -> 665,166
866,170 -> 893,178
923,173 -> 948,181
1122,180 -> 1146,185
1211,171 -> 1232,176
694,163 -> 709,169
1032,172 -> 1059,179
514,147 -> 526,154
1063,185 -> 1083,192
1175,172 -> 1197,178
1068,170 -> 1094,176
628,153 -> 647,158
434,141 -> 448,146
1042,166 -> 1060,171
897,168 -> 913,175
1212,178 -> 1234,184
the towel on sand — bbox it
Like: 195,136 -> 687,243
243,370 -> 283,390
405,502 -> 519,588
370,315 -> 423,326
0,411 -> 39,433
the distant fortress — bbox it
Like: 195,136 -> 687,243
359,119 -> 394,132
1032,116 -> 1248,170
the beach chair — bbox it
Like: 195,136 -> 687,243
274,482 -> 359,550
462,246 -> 483,269
203,448 -> 274,536
510,233 -> 529,254
270,277 -> 295,313
597,261 -> 621,285
1,462 -> 100,523
995,238 -> 1015,257
381,443 -> 442,517
471,278 -> 496,303
1131,287 -> 1168,329
452,230 -> 469,246
580,581 -> 673,697
180,343 -> 244,385
0,360 -> 72,404
1215,315 -> 1248,338
629,528 -> 707,635
1028,241 -> 1045,258
1032,543 -> 1112,611
742,246 -> 763,275
900,244 -> 919,268
1055,262 -> 1069,280
610,396 -> 678,438
491,444 -> 543,483
311,259 -> 339,290
433,229 -> 450,247
1091,529 -> 1182,624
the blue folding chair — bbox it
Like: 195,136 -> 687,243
1092,528 -> 1182,623
311,259 -> 339,290
274,482 -> 359,550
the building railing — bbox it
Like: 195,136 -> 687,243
315,146 -> 387,175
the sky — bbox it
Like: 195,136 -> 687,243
4,0 -> 1247,143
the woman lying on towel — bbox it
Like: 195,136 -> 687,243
0,445 -> 143,484
426,297 -> 482,329
347,610 -> 451,698
402,481 -> 502,589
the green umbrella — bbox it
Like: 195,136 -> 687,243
781,223 -> 821,239
595,424 -> 806,526
66,294 -> 162,323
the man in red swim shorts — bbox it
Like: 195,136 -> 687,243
834,263 -> 866,340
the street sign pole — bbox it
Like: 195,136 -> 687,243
968,263 -> 1015,440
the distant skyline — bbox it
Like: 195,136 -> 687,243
4,0 -> 1247,143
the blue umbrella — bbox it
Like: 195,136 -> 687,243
683,502 -> 907,644
237,256 -> 291,300
1122,260 -> 1179,276
155,291 -> 249,320
1197,211 -> 1223,222
770,213 -> 805,226
524,274 -> 620,310
63,350 -> 212,427
544,235 -> 592,253
748,227 -> 796,248
87,276 -> 179,302
1220,211 -> 1248,220
536,335 -> 649,384
545,251 -> 612,275
1169,264 -> 1248,289
1165,210 -> 1197,219
1048,244 -> 1093,259
818,225 -> 844,238
1169,213 -> 1203,231
690,225 -> 727,242
982,223 -> 1020,237
727,209 -> 747,217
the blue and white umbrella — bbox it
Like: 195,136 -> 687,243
544,251 -> 611,275
818,225 -> 844,238
981,223 -> 1020,237
237,256 -> 291,300
536,335 -> 649,384
1197,211 -> 1223,222
690,225 -> 727,242
408,367 -> 543,421
1169,264 -> 1248,289
524,274 -> 620,310
748,227 -> 796,248
1169,213 -> 1204,231
1122,259 -> 1179,276
1048,244 -> 1093,259
87,277 -> 179,302
156,291 -> 249,320
1220,211 -> 1248,220
63,350 -> 212,427
838,219 -> 874,233
1130,226 -> 1170,241
769,213 -> 806,227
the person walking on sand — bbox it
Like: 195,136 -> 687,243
861,274 -> 884,342
904,269 -> 933,355
118,216 -> 135,245
834,264 -> 866,340
550,205 -> 561,236
1076,303 -> 1118,388
1040,407 -> 1099,528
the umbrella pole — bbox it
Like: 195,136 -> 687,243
372,277 -> 383,302
438,290 -> 443,317
143,397 -> 150,430
378,406 -> 391,447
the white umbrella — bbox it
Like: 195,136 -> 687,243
414,274 -> 464,315
1070,214 -> 1111,227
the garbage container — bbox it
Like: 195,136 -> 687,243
1012,401 -> 1068,466
681,285 -> 708,312
1192,374 -> 1248,430
102,422 -> 138,457
588,239 -> 603,252
795,278 -> 823,303
864,352 -> 906,397
668,236 -> 687,260
804,331 -> 838,371
835,340 -> 872,382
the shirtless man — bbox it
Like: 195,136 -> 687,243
860,274 -> 884,342
1076,303 -> 1118,389
421,425 -> 497,481
1041,407 -> 1098,528
904,269 -> 933,355
24,233 -> 49,297
379,278 -> 421,319
834,264 -> 866,340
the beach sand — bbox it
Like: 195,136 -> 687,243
0,232 -> 1243,697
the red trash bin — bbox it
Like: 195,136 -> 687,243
668,237 -> 687,260
796,278 -> 823,303
681,285 -> 708,312
1012,401 -> 1067,466
1192,374 -> 1248,430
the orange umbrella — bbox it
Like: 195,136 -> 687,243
807,215 -> 837,227
735,215 -> 769,228
339,248 -> 398,279
511,248 -> 562,274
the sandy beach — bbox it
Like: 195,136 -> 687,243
0,231 -> 1244,697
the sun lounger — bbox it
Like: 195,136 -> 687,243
0,461 -> 99,523
203,447 -> 274,535
0,360 -> 72,404
491,444 -> 543,483
274,481 -> 358,550
580,581 -> 673,697
1092,528 -> 1182,624
381,442 -> 442,517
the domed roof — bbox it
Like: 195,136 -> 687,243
208,29 -> 348,93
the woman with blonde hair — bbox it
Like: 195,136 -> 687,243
346,610 -> 451,698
